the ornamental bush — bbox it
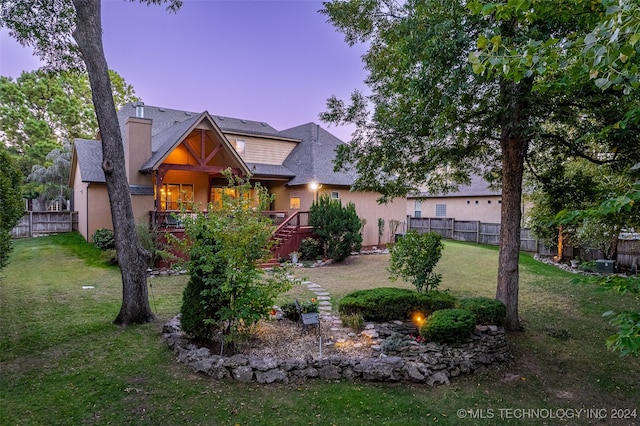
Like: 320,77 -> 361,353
420,309 -> 477,342
280,302 -> 299,322
388,231 -> 444,293
338,287 -> 456,322
179,172 -> 296,346
457,297 -> 506,326
92,228 -> 115,251
299,237 -> 321,261
309,195 -> 362,262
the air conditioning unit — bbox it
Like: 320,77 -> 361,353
595,259 -> 615,273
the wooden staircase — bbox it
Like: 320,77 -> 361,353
261,211 -> 313,267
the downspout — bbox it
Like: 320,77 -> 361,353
86,183 -> 90,240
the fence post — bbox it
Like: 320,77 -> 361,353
451,218 -> 455,239
29,211 -> 33,237
477,221 -> 481,244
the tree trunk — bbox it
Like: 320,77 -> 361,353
72,0 -> 154,325
496,78 -> 530,332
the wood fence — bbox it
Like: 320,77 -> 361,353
407,216 -> 639,268
10,211 -> 78,238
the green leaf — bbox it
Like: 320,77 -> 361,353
594,77 -> 610,89
477,35 -> 488,49
472,62 -> 485,74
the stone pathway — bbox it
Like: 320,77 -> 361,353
301,280 -> 368,347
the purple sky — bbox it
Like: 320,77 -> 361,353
0,0 -> 368,141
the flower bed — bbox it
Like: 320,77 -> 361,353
163,316 -> 511,385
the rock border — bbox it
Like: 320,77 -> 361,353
162,316 -> 512,385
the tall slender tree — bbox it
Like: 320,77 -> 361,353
0,0 -> 181,325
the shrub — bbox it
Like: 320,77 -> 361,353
180,235 -> 226,341
310,195 -> 362,262
136,220 -> 176,267
457,297 -> 506,325
340,313 -> 365,332
388,231 -> 444,292
338,287 -> 456,322
92,228 -> 115,251
180,173 -> 295,345
299,298 -> 319,313
299,237 -> 321,261
280,302 -> 299,322
420,309 -> 477,342
578,260 -> 597,272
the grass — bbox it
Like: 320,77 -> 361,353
1,234 -> 638,425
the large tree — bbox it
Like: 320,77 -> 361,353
0,69 -> 139,177
0,0 -> 181,325
320,0 -> 638,330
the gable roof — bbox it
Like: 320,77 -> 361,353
280,123 -> 356,186
139,111 -> 248,174
74,138 -> 105,183
117,103 -> 284,140
75,103 -> 353,187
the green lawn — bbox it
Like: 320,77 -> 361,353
1,234 -> 638,425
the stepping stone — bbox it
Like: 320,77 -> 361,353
314,291 -> 330,296
316,296 -> 331,301
301,281 -> 313,285
318,301 -> 332,306
318,306 -> 332,311
306,283 -> 322,289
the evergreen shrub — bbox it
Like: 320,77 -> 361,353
92,228 -> 115,251
420,308 -> 477,342
457,297 -> 506,325
338,287 -> 456,322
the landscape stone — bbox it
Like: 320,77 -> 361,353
163,315 -> 511,386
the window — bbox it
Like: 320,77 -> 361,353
234,139 -> 245,155
290,192 -> 301,209
488,200 -> 491,204
435,204 -> 446,217
414,200 -> 422,218
331,191 -> 340,200
159,183 -> 194,210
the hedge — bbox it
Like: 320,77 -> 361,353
338,287 -> 456,322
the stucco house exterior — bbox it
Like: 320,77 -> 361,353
70,103 -> 406,252
407,174 -> 507,224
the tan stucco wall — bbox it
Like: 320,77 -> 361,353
336,190 -> 407,247
73,164 -> 89,240
409,196 -> 503,223
271,183 -> 406,247
86,184 -> 112,242
131,195 -> 155,227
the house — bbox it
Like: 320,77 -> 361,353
407,174 -> 506,223
70,103 -> 406,254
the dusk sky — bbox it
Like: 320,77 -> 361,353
0,0 -> 369,141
